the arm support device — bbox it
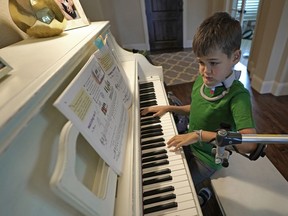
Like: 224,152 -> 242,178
212,129 -> 288,167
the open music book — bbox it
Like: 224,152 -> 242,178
54,36 -> 132,175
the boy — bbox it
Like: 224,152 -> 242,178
141,12 -> 257,206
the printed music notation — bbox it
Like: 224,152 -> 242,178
54,36 -> 132,175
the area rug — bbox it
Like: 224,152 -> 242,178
148,49 -> 199,86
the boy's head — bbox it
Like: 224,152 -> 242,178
192,12 -> 242,58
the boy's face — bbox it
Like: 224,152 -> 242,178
197,49 -> 240,88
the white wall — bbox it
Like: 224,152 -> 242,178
81,0 -> 146,50
249,0 -> 288,96
0,0 -> 27,48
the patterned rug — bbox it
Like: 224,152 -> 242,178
148,49 -> 199,86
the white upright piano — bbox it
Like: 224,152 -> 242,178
0,22 -> 202,216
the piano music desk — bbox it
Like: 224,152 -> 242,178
211,153 -> 288,216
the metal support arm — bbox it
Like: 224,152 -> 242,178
216,129 -> 288,146
212,129 -> 288,167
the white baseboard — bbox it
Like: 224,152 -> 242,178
184,40 -> 192,48
272,82 -> 288,96
251,74 -> 272,94
123,40 -> 193,51
122,43 -> 148,51
251,74 -> 288,96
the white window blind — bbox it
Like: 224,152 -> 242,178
236,0 -> 260,21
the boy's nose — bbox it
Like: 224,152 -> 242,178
204,65 -> 211,74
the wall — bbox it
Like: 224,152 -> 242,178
184,0 -> 210,48
0,0 -> 27,48
81,0 -> 145,50
184,0 -> 229,47
249,0 -> 288,96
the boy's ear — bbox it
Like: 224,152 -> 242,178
232,50 -> 241,63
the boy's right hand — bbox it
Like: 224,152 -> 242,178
140,106 -> 170,117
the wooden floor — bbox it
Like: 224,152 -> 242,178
166,81 -> 288,182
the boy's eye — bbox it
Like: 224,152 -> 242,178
197,60 -> 219,67
210,62 -> 219,66
198,60 -> 205,65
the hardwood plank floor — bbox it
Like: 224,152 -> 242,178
166,81 -> 288,181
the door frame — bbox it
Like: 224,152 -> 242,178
140,0 -> 188,51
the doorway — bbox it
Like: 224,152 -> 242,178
231,0 -> 260,66
144,0 -> 183,51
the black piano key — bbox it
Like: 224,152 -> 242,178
140,118 -> 160,125
141,127 -> 162,136
139,82 -> 154,89
142,149 -> 167,158
141,100 -> 157,105
141,113 -> 154,118
140,82 -> 154,87
140,110 -> 154,117
142,160 -> 169,169
141,116 -> 160,123
140,96 -> 156,102
140,100 -> 157,108
142,154 -> 168,164
143,202 -> 178,214
143,175 -> 172,186
141,142 -> 165,150
142,154 -> 168,163
141,131 -> 163,139
141,138 -> 165,145
140,88 -> 155,94
140,118 -> 160,126
141,141 -> 163,147
140,93 -> 156,101
143,186 -> 175,197
143,193 -> 176,205
141,124 -> 162,133
142,168 -> 171,178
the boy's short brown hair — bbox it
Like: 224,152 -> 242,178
192,12 -> 242,58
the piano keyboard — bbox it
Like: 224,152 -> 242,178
139,79 -> 201,216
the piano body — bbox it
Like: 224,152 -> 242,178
0,22 -> 202,216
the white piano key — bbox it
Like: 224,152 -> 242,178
160,206 -> 199,216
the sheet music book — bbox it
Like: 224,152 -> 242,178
54,38 -> 132,175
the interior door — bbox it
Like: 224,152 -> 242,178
145,0 -> 183,51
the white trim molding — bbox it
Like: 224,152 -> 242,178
252,74 -> 288,96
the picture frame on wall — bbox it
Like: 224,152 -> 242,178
54,0 -> 90,30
